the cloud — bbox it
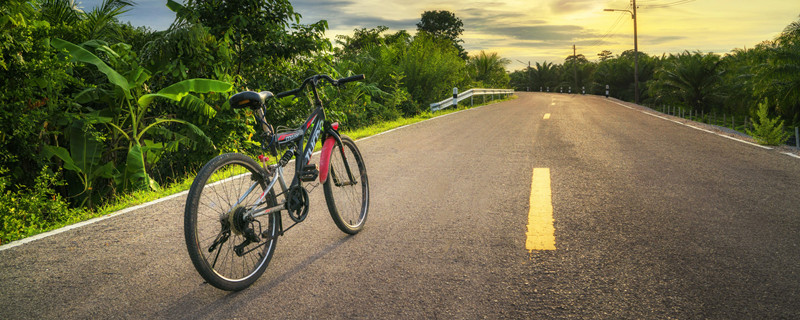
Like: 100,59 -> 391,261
295,0 -> 419,31
460,7 -> 535,26
549,0 -> 600,14
483,25 -> 592,41
641,35 -> 688,45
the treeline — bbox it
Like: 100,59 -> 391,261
0,0 -> 511,242
510,16 -> 800,137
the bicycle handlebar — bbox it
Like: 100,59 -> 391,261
337,74 -> 366,85
274,74 -> 365,99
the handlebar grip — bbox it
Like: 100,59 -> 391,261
275,88 -> 302,99
337,74 -> 365,85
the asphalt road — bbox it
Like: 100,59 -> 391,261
2,92 -> 800,319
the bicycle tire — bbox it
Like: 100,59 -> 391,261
184,153 -> 279,291
323,136 -> 369,234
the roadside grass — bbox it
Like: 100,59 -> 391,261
3,94 -> 515,244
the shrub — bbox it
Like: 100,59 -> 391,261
0,166 -> 88,244
747,99 -> 790,145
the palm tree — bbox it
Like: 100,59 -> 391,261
533,61 -> 559,90
467,50 -> 510,87
36,0 -> 134,42
759,16 -> 800,124
82,0 -> 134,41
650,51 -> 722,113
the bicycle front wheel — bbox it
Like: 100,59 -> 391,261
323,136 -> 369,234
184,153 -> 279,291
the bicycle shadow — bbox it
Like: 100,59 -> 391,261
159,235 -> 355,319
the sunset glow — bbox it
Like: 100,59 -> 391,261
92,0 -> 800,70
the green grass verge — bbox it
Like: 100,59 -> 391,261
2,94 -> 515,245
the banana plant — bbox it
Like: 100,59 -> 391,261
42,114 -> 116,208
51,38 -> 232,191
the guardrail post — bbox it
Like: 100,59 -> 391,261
452,87 -> 458,108
796,127 -> 799,149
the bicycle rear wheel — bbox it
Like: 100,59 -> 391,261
184,153 -> 279,291
323,136 -> 369,234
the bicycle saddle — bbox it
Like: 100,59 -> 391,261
230,91 -> 274,110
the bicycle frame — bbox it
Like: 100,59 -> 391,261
233,76 -> 355,222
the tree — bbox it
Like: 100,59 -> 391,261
591,50 -> 657,101
467,51 -> 510,88
175,0 -> 329,83
649,51 -> 722,113
509,69 -> 530,91
564,53 -> 594,91
335,25 -> 389,54
719,46 -> 764,116
597,50 -> 614,61
416,10 -> 467,59
754,16 -> 800,125
532,61 -> 559,91
36,0 -> 135,43
396,33 -> 470,113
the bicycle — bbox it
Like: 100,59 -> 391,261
184,74 -> 370,291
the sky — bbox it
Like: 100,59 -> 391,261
77,0 -> 800,71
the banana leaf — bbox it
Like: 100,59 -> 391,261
137,78 -> 233,117
51,38 -> 132,99
119,144 -> 159,191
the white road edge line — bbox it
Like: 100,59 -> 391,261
1,191 -> 189,251
604,99 -> 775,151
0,99 -> 505,251
783,152 -> 800,159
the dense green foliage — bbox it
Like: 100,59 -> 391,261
468,51 -> 510,88
0,166 -> 89,244
510,16 -> 800,143
0,3 -> 504,243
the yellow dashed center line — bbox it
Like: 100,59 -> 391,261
526,168 -> 556,252
543,113 -> 551,120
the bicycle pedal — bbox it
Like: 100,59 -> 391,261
300,163 -> 319,181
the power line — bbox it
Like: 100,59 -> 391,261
582,12 -> 628,54
582,0 -> 697,57
640,0 -> 697,9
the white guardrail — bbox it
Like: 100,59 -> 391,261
430,88 -> 515,112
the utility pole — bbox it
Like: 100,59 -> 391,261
573,44 -> 578,93
516,59 -> 532,91
528,61 -> 531,92
604,0 -> 640,104
632,0 -> 639,104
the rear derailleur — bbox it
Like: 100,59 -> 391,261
209,205 -> 263,257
